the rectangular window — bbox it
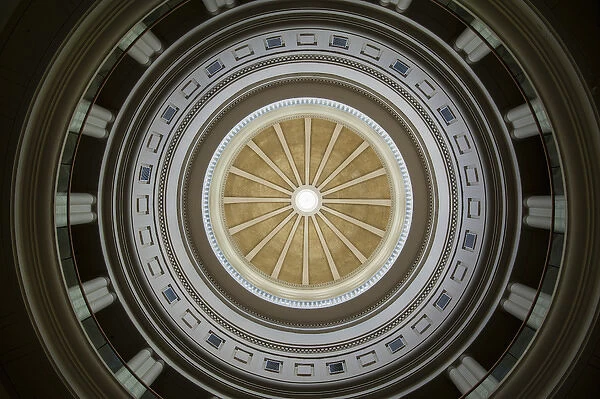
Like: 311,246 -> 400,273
435,291 -> 452,311
330,35 -> 349,49
265,36 -> 284,49
206,332 -> 224,349
463,231 -> 477,251
139,164 -> 152,183
205,59 -> 225,77
327,361 -> 345,374
391,59 -> 411,76
162,285 -> 180,304
264,359 -> 282,372
439,105 -> 457,124
161,105 -> 179,123
387,336 -> 406,353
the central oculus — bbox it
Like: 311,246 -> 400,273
293,186 -> 321,215
202,98 -> 413,308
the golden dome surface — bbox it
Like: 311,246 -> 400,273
203,98 -> 412,307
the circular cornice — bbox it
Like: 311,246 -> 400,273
102,5 -> 516,394
460,1 -> 600,397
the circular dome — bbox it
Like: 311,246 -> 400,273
203,98 -> 412,307
10,0 -> 600,398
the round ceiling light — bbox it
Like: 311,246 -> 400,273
293,186 -> 320,215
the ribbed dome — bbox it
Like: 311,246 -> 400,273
4,0 -> 600,398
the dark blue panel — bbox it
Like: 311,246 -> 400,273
161,105 -> 178,123
392,59 -> 410,76
265,359 -> 282,372
331,35 -> 349,49
139,165 -> 152,183
328,361 -> 345,374
162,286 -> 180,304
205,60 -> 224,77
207,332 -> 224,349
464,231 -> 477,250
387,336 -> 406,353
439,105 -> 456,124
265,36 -> 284,49
436,292 -> 452,310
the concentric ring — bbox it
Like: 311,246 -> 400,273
202,97 -> 413,308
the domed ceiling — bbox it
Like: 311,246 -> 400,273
12,0 -> 600,398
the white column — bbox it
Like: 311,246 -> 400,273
203,0 -> 235,15
67,277 -> 116,320
505,99 -> 552,139
447,356 -> 498,398
118,23 -> 163,66
501,283 -> 551,329
55,193 -> 97,227
69,100 -> 114,139
523,195 -> 566,233
454,21 -> 501,63
116,349 -> 164,399
379,0 -> 413,12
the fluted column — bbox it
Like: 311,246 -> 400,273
118,23 -> 163,66
523,195 -> 566,233
454,20 -> 501,63
55,193 -> 97,227
67,277 -> 116,320
504,99 -> 552,139
69,100 -> 115,139
447,356 -> 498,398
501,283 -> 551,329
202,0 -> 236,15
379,0 -> 413,12
116,349 -> 165,399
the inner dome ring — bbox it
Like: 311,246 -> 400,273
202,98 -> 413,308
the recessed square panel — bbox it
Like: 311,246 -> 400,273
205,59 -> 225,77
327,361 -> 345,374
295,363 -> 314,376
182,309 -> 200,329
264,359 -> 282,373
439,105 -> 457,124
234,347 -> 252,364
162,285 -> 180,304
181,79 -> 200,99
416,80 -> 436,98
391,59 -> 411,76
265,36 -> 284,49
435,291 -> 452,311
412,314 -> 432,335
468,198 -> 481,219
361,43 -> 381,60
357,351 -> 378,367
451,261 -> 468,282
206,331 -> 224,349
147,256 -> 163,277
453,133 -> 472,154
330,35 -> 349,49
136,195 -> 149,214
138,226 -> 153,246
139,164 -> 152,184
233,44 -> 254,60
146,132 -> 163,153
161,104 -> 178,123
464,165 -> 480,186
387,336 -> 406,353
463,231 -> 477,251
297,33 -> 317,46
